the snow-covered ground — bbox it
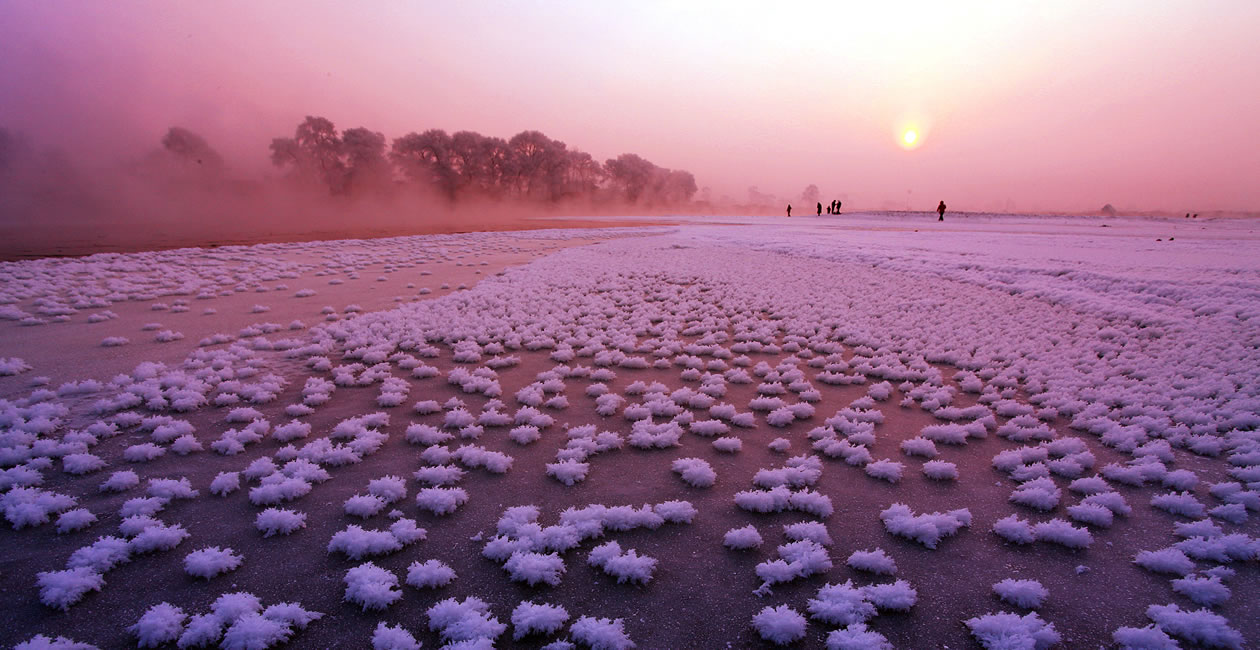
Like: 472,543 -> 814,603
1,214 -> 1257,649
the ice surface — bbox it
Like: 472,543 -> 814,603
4,219 -> 1260,647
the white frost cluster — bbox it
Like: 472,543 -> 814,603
1145,603 -> 1243,649
344,562 -> 402,611
406,558 -> 457,589
965,611 -> 1060,649
427,596 -> 506,645
571,616 -> 635,650
724,525 -> 763,550
372,623 -> 420,650
589,541 -> 657,584
512,601 -> 570,640
671,457 -> 717,487
183,546 -> 243,580
752,605 -> 807,645
992,578 -> 1048,608
847,548 -> 896,575
327,519 -> 425,559
879,503 -> 971,549
755,540 -> 832,590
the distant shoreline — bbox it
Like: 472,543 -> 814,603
3,209 -> 1255,262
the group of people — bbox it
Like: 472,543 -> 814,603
785,199 -> 948,220
785,200 -> 844,218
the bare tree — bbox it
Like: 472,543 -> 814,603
390,129 -> 457,200
476,135 -> 513,198
270,116 -> 347,194
340,127 -> 390,194
563,150 -> 604,198
508,130 -> 568,200
662,170 -> 698,203
605,153 -> 656,203
449,130 -> 485,198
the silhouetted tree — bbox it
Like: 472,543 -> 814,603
270,116 -> 347,194
340,127 -> 390,194
801,184 -> 820,204
448,130 -> 486,198
662,170 -> 698,203
563,150 -> 605,199
508,130 -> 570,200
161,127 -> 225,172
605,153 -> 656,203
390,129 -> 457,200
266,118 -> 697,207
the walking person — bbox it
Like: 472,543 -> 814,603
786,204 -> 792,218
937,200 -> 946,221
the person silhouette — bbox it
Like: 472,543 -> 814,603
937,200 -> 946,221
836,200 -> 842,213
786,204 -> 792,218
817,202 -> 822,216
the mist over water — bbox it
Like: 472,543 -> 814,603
0,118 -> 705,260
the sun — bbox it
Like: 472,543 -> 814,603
895,119 -> 927,150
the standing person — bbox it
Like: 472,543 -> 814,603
836,200 -> 842,213
937,200 -> 946,221
817,202 -> 822,216
786,204 -> 792,218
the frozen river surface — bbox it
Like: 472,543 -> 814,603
1,214 -> 1258,649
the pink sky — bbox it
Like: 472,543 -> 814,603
2,1 -> 1257,212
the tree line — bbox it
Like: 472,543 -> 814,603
255,116 -> 697,205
